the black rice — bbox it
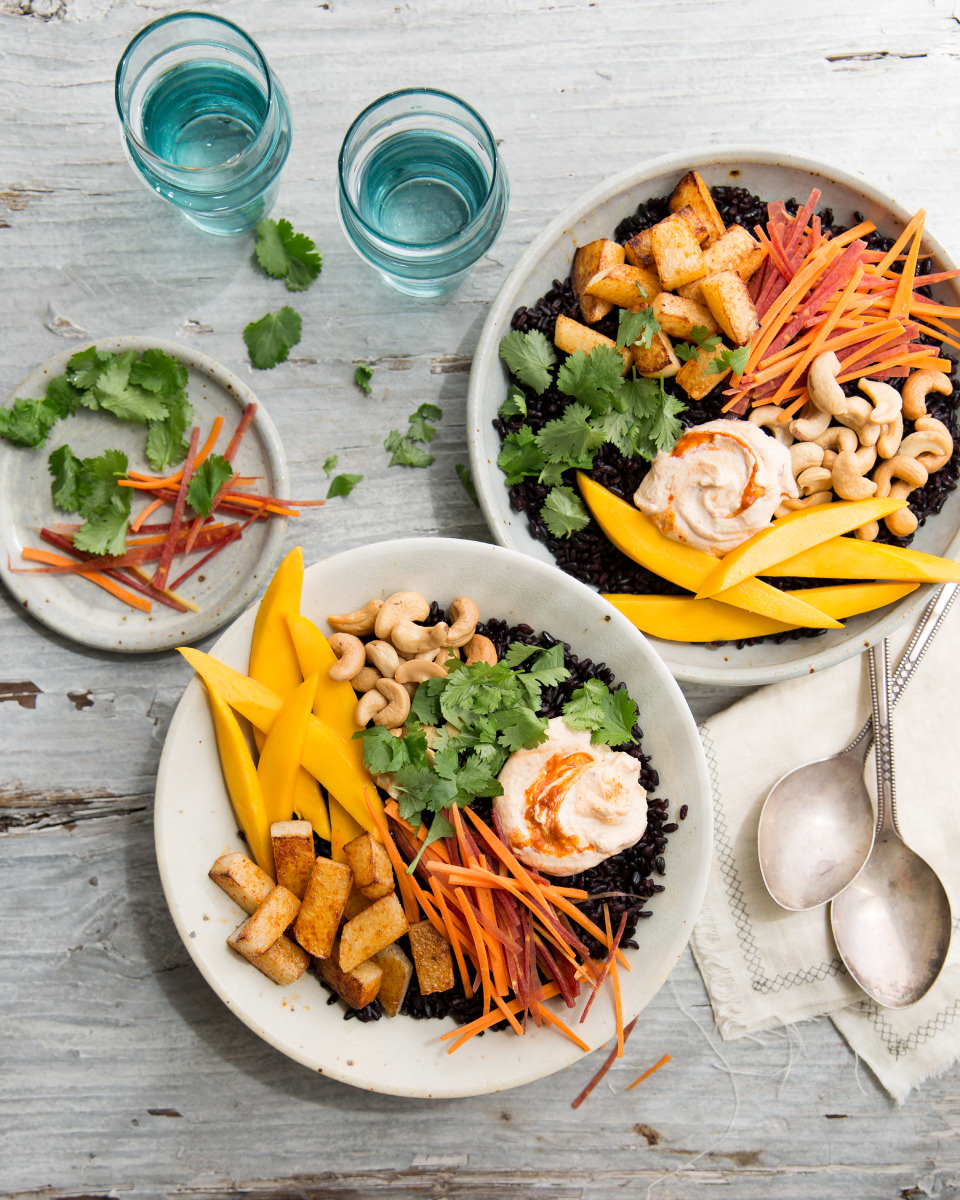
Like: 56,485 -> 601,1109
501,183 -> 960,644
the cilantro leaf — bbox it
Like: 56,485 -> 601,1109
70,449 -> 131,556
357,725 -> 407,775
323,454 -> 338,475
708,343 -> 751,376
66,346 -> 112,390
616,304 -> 660,351
538,461 -> 569,487
384,430 -> 434,468
255,218 -> 322,292
620,372 -> 686,459
495,707 -> 548,752
591,408 -> 638,457
675,342 -> 701,364
0,396 -> 65,448
48,445 -> 84,511
562,678 -> 638,745
243,306 -> 302,369
536,403 -> 605,467
456,462 -> 479,507
407,813 -> 454,872
499,330 -> 556,394
44,375 -> 83,419
354,363 -> 373,394
129,348 -> 188,395
497,425 -> 544,484
540,485 -> 590,539
72,497 -> 130,557
645,382 -> 687,456
145,390 -> 193,471
501,642 -> 539,669
327,472 -> 362,499
90,352 -> 170,423
408,403 -> 442,443
556,346 -> 625,413
186,454 -> 233,517
526,644 -> 570,688
499,386 -> 527,419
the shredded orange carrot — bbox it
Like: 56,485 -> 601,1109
492,992 -> 525,1036
605,906 -> 624,1057
625,1053 -> 671,1091
458,887 -> 492,1016
571,1016 -> 640,1108
536,1003 -> 590,1052
443,983 -> 563,1052
130,497 -> 166,532
362,788 -> 420,923
429,877 -> 474,999
891,212 -> 924,320
21,548 -> 152,612
874,208 -> 926,277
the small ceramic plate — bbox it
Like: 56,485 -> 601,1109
0,337 -> 289,652
466,149 -> 960,687
154,537 -> 712,1098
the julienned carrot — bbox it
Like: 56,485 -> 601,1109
605,905 -> 624,1057
536,1003 -> 591,1052
571,1016 -> 640,1108
874,208 -> 926,277
122,415 -> 225,492
626,1054 -> 671,1091
580,909 -> 627,1025
362,787 -> 420,923
492,992 -> 525,1037
20,549 -> 151,612
153,426 -> 200,590
429,876 -> 474,998
458,887 -> 492,1016
130,497 -> 166,532
443,983 -> 562,1052
125,565 -> 197,612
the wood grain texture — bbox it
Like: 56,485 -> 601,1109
2,0 -> 960,1195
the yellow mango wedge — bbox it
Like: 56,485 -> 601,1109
606,581 -> 919,642
329,796 -> 365,864
577,473 -> 842,629
286,612 -> 362,745
695,499 -> 906,599
206,684 -> 274,875
762,537 -> 960,583
257,674 -> 318,826
179,647 -> 383,834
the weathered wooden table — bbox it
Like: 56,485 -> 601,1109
4,1 -> 960,1195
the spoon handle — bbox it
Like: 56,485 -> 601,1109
845,585 -> 958,755
868,639 -> 896,836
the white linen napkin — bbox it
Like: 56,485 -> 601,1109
689,598 -> 960,1103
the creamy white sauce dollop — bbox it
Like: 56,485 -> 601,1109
493,717 -> 647,876
633,419 -> 798,556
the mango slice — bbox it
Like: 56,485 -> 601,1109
696,498 -> 905,598
762,537 -> 960,583
257,674 -> 318,827
179,647 -> 383,834
606,581 -> 919,642
206,684 -> 274,875
329,796 -> 365,864
577,473 -> 842,629
286,612 -> 362,745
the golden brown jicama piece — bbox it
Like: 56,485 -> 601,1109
233,934 -> 310,986
407,920 -> 455,996
553,314 -> 631,369
373,943 -> 415,1016
228,885 -> 301,958
652,292 -> 719,340
339,893 -> 410,972
209,852 -> 274,915
583,263 -> 661,309
343,831 -> 395,900
316,942 -> 383,1009
342,887 -> 375,923
633,331 -> 681,379
700,270 -> 760,346
649,212 -> 707,290
676,342 -> 731,400
571,238 -> 625,323
623,228 -> 656,270
293,857 -> 353,959
270,820 -> 315,899
668,169 -> 725,245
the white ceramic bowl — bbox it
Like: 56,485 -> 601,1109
154,537 -> 712,1097
467,149 -> 960,687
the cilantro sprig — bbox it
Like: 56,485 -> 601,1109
356,639 -> 639,866
385,403 -> 442,468
254,218 -> 322,292
48,446 -> 131,556
243,306 -> 302,370
708,343 -> 751,376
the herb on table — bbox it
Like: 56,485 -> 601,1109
354,363 -> 374,394
322,454 -> 338,476
186,454 -> 233,518
384,403 -> 442,468
327,473 -> 363,499
254,218 -> 322,292
49,446 -> 131,557
708,343 -> 751,376
243,306 -> 303,369
456,462 -> 479,506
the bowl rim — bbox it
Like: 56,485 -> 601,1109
466,146 -> 960,688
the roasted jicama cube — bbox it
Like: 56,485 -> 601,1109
571,238 -> 626,323
676,342 -> 731,400
668,170 -> 725,244
343,831 -> 395,900
270,820 -> 315,900
209,852 -> 274,915
554,314 -> 631,368
700,271 -> 760,346
293,857 -> 352,959
317,942 -> 383,1009
339,892 -> 410,973
373,943 -> 415,1016
407,920 -> 455,995
632,331 -> 681,378
623,228 -> 656,270
228,885 -> 300,958
678,227 -> 764,303
233,933 -> 310,986
583,263 -> 661,309
342,887 -> 375,923
649,213 -> 706,291
652,292 -> 719,340
674,203 -> 709,244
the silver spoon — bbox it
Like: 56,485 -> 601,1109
758,585 -> 957,911
830,638 -> 952,1008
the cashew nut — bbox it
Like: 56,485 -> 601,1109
899,416 -> 954,472
446,597 -> 480,648
877,415 -> 903,460
371,678 -> 411,728
814,425 -> 858,453
886,484 -> 921,538
749,406 -> 794,446
902,369 -> 952,421
797,466 -> 834,497
395,659 -> 448,684
855,520 -> 879,542
776,491 -> 833,515
859,378 -> 903,426
832,451 -> 878,501
807,351 -> 848,417
328,632 -> 366,682
873,455 -> 929,538
464,634 -> 498,665
790,442 -> 825,475
355,689 -> 388,725
328,599 -> 382,636
390,619 -> 450,655
374,591 -> 430,639
821,448 -> 838,469
365,639 -> 400,678
836,398 -> 881,446
789,401 -> 832,442
352,666 -> 382,693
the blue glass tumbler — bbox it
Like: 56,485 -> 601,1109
115,12 -> 292,236
338,88 -> 509,297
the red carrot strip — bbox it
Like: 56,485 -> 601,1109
153,426 -> 200,590
579,910 -> 627,1025
19,549 -> 151,612
625,1054 -> 671,1091
571,1017 -> 639,1109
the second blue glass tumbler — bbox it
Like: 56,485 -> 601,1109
338,89 -> 509,297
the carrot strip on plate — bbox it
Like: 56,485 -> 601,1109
605,905 -> 625,1057
458,887 -> 492,1016
429,877 -> 474,998
536,1002 -> 591,1052
443,983 -> 562,1052
580,909 -> 628,1025
362,787 -> 420,923
570,1016 -> 639,1108
20,549 -> 151,612
626,1053 -> 672,1091
130,497 -> 166,533
153,426 -> 200,590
